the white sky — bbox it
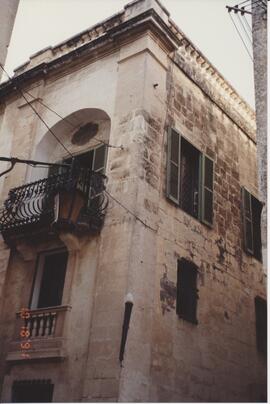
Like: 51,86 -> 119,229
4,0 -> 255,108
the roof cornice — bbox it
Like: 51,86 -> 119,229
0,0 -> 255,140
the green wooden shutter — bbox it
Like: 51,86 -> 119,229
200,154 -> 214,226
166,128 -> 181,204
242,188 -> 254,254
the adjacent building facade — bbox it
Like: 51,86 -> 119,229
0,0 -> 19,80
0,0 -> 266,402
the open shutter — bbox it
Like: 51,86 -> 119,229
166,128 -> 181,204
200,154 -> 214,226
88,145 -> 107,208
251,195 -> 262,261
92,144 -> 107,174
242,188 -> 254,254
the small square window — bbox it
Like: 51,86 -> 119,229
12,379 -> 54,403
176,258 -> 198,324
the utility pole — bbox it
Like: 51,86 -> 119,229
252,0 -> 267,272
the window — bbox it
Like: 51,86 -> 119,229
167,128 -> 214,226
242,188 -> 262,261
50,144 -> 107,176
50,144 -> 107,211
255,296 -> 267,355
176,258 -> 198,324
12,379 -> 54,403
30,249 -> 68,309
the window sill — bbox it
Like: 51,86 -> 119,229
166,196 -> 213,229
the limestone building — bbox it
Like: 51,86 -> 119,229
0,0 -> 266,402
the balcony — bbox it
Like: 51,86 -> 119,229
6,305 -> 71,362
0,168 -> 108,244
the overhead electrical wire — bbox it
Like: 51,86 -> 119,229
0,64 -> 123,151
236,13 -> 253,44
0,63 -> 74,158
22,89 -> 123,150
228,12 -> 253,61
242,14 -> 252,34
0,60 -> 251,289
105,189 -> 249,287
229,0 -> 266,12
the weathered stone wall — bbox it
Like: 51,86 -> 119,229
145,58 -> 267,402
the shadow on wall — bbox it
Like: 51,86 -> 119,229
28,108 -> 111,182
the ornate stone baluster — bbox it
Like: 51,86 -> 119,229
51,313 -> 57,335
39,316 -> 44,337
32,315 -> 38,337
44,314 -> 50,336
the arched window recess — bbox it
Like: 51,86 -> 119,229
0,110 -> 110,244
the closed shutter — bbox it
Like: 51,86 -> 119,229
167,128 -> 181,204
200,154 -> 214,226
242,188 -> 254,254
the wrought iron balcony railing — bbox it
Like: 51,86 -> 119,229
0,168 -> 108,243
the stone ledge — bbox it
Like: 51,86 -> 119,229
6,346 -> 66,362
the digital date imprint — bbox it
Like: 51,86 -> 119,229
20,308 -> 31,359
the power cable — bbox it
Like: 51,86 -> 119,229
236,0 -> 251,5
242,14 -> 252,34
236,13 -> 253,44
22,89 -> 123,150
0,63 -> 73,158
105,189 -> 158,233
105,190 -> 252,287
241,0 -> 267,10
228,12 -> 253,61
0,65 -> 123,150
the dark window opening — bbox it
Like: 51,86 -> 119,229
49,145 -> 107,215
180,138 -> 200,218
242,188 -> 262,261
167,129 -> 214,226
176,258 -> 198,324
31,249 -> 68,309
12,379 -> 54,403
255,296 -> 267,356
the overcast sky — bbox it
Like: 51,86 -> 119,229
4,0 -> 255,107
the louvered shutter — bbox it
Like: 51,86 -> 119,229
200,154 -> 214,226
242,188 -> 254,254
167,128 -> 181,204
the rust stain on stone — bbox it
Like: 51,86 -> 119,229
160,273 -> 176,315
